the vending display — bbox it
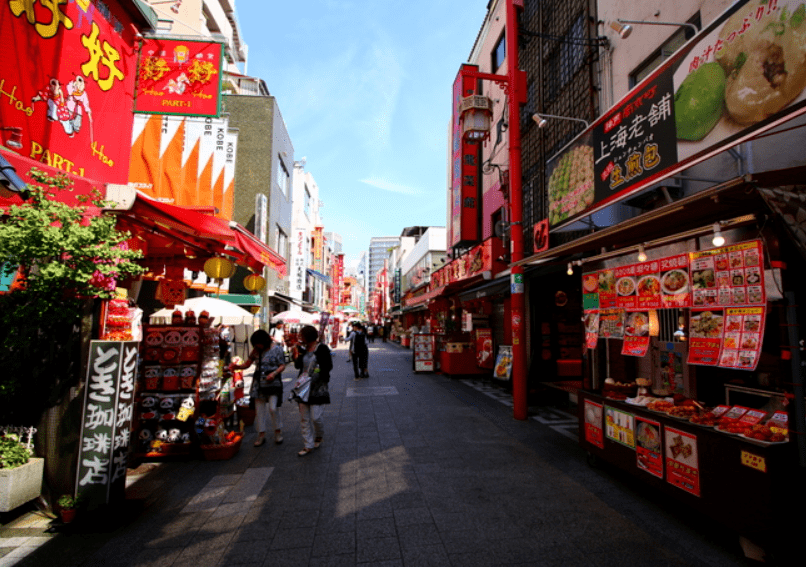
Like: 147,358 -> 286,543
413,333 -> 435,372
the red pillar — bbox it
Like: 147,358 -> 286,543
507,0 -> 528,420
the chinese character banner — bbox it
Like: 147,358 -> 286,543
0,0 -> 139,183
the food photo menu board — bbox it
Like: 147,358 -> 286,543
581,241 -> 767,367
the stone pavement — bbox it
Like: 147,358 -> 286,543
0,341 -> 757,566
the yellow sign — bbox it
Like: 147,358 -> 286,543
741,451 -> 766,473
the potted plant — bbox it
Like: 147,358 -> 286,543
57,494 -> 80,524
0,431 -> 44,513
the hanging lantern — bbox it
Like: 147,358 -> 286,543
203,256 -> 235,280
243,273 -> 266,294
249,305 -> 261,314
459,95 -> 493,141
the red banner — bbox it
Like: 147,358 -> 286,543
134,38 -> 223,117
0,1 -> 139,183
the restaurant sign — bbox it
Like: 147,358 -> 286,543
430,239 -> 492,291
548,0 -> 806,227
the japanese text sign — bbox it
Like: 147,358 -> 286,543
76,341 -> 139,508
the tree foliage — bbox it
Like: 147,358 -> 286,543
0,169 -> 144,424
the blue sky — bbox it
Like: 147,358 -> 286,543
236,0 -> 490,267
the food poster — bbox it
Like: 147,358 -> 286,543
691,240 -> 765,308
660,255 -> 691,308
615,264 -> 638,310
688,308 -> 724,366
636,417 -> 664,478
584,311 -> 600,348
546,135 -> 595,226
622,311 -> 651,357
582,272 -> 600,310
665,427 -> 701,497
605,405 -> 636,448
599,309 -> 625,339
635,261 -> 662,310
719,306 -> 766,370
493,345 -> 513,381
598,269 -> 617,308
584,400 -> 605,449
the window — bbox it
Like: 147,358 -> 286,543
629,14 -> 701,88
277,158 -> 289,197
544,15 -> 587,104
492,32 -> 506,72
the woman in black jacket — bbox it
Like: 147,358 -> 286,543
290,325 -> 332,456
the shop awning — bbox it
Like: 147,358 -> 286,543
306,268 -> 331,285
113,192 -> 287,276
215,293 -> 262,306
457,274 -> 510,301
514,167 -> 806,267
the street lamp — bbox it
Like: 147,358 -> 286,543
532,113 -> 590,129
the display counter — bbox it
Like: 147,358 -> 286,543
579,390 -> 796,548
439,349 -> 485,376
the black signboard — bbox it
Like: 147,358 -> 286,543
76,341 -> 139,508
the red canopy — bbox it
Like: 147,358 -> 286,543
116,192 -> 286,276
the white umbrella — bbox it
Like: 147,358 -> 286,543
339,306 -> 358,314
271,310 -> 317,325
150,296 -> 257,326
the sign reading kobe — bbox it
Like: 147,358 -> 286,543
135,38 -> 223,117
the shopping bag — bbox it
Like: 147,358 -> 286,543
291,373 -> 312,403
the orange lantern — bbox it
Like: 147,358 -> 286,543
243,273 -> 266,294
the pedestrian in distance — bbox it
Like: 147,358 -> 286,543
379,324 -> 386,342
346,322 -> 356,363
230,329 -> 285,447
290,325 -> 332,456
367,324 -> 375,343
352,322 -> 369,379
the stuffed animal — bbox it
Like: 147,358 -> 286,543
177,396 -> 195,421
167,428 -> 182,443
138,428 -> 153,452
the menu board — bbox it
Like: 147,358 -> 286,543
636,417 -> 663,478
690,241 -> 765,308
719,306 -> 766,370
413,334 -> 435,372
665,427 -> 701,497
584,399 -> 604,449
599,309 -> 624,339
605,406 -> 635,448
582,272 -> 600,310
659,254 -> 691,308
598,269 -> 617,309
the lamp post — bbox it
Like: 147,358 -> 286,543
459,0 -> 528,420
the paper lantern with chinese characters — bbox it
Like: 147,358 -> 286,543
203,257 -> 235,280
243,273 -> 266,294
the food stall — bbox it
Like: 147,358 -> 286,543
577,219 -> 802,555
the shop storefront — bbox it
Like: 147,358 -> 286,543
519,168 -> 806,554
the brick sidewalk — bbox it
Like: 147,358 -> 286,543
0,341 -> 754,566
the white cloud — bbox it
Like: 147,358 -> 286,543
359,177 -> 422,196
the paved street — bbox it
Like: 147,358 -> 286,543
0,341 -> 756,566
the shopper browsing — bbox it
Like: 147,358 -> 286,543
290,325 -> 332,456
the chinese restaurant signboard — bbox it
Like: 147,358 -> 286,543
429,239 -> 492,291
548,0 -> 806,227
134,38 -> 223,117
449,64 -> 481,247
0,1 -> 139,183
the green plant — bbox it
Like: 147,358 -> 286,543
0,169 -> 144,424
57,494 -> 76,510
0,433 -> 31,469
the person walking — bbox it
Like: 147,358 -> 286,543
350,322 -> 369,379
290,325 -> 332,456
230,329 -> 285,447
379,324 -> 386,342
367,324 -> 375,343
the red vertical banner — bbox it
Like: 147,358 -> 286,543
449,65 -> 480,247
135,38 -> 223,117
313,227 -> 324,272
0,1 -> 139,182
